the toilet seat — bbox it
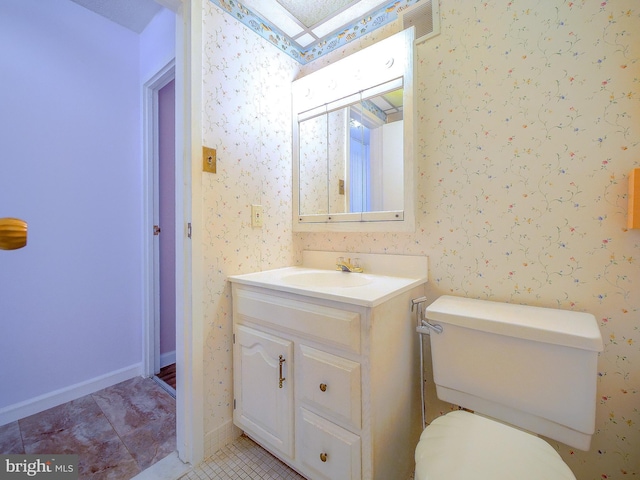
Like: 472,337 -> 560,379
414,411 -> 576,480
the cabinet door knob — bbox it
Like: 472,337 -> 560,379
320,452 -> 328,463
319,383 -> 327,392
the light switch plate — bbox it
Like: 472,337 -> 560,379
251,205 -> 264,228
203,146 -> 216,173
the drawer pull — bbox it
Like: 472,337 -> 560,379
319,383 -> 327,392
278,355 -> 286,388
320,452 -> 328,463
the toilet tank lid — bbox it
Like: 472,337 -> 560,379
425,296 -> 603,352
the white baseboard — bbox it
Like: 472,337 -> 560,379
160,350 -> 176,368
0,363 -> 143,426
204,419 -> 242,459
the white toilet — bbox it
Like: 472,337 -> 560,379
415,295 -> 603,480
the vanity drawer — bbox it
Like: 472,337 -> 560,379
298,345 -> 361,428
234,287 -> 361,353
298,408 -> 361,480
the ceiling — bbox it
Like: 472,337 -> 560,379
70,0 -> 422,64
70,0 -> 164,34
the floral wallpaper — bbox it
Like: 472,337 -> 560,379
201,1 -> 299,448
431,4 -> 640,477
201,1 -> 639,478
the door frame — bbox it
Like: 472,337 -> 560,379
143,60 -> 175,380
142,0 -> 204,467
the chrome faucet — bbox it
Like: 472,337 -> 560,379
335,257 -> 363,273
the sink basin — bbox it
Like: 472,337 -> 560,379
281,271 -> 372,288
229,253 -> 428,306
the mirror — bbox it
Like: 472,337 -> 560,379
298,84 -> 404,217
298,113 -> 329,216
292,29 -> 415,232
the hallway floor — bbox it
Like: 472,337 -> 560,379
0,376 -> 176,479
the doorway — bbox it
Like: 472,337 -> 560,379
143,61 -> 176,393
156,77 -> 177,394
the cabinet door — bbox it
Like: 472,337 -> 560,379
234,324 -> 294,458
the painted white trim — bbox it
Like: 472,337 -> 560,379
174,0 -> 204,467
142,0 -> 204,467
0,364 -> 143,427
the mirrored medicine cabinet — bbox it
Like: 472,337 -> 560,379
292,28 -> 416,232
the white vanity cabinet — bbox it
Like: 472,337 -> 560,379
231,276 -> 424,480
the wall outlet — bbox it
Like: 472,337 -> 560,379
251,205 -> 264,228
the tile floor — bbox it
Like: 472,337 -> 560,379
180,435 -> 305,480
1,376 -> 308,480
7,376 -> 421,480
0,376 -> 176,479
181,436 -> 415,480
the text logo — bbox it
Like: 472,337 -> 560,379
1,455 -> 78,479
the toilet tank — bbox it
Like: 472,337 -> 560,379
425,295 -> 603,451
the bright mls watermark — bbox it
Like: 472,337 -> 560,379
1,455 -> 78,479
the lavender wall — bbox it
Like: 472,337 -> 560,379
140,8 -> 176,82
0,0 -> 144,413
159,79 -> 176,360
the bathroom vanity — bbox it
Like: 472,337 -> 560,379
229,251 -> 427,480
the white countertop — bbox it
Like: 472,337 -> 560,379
228,265 -> 427,307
